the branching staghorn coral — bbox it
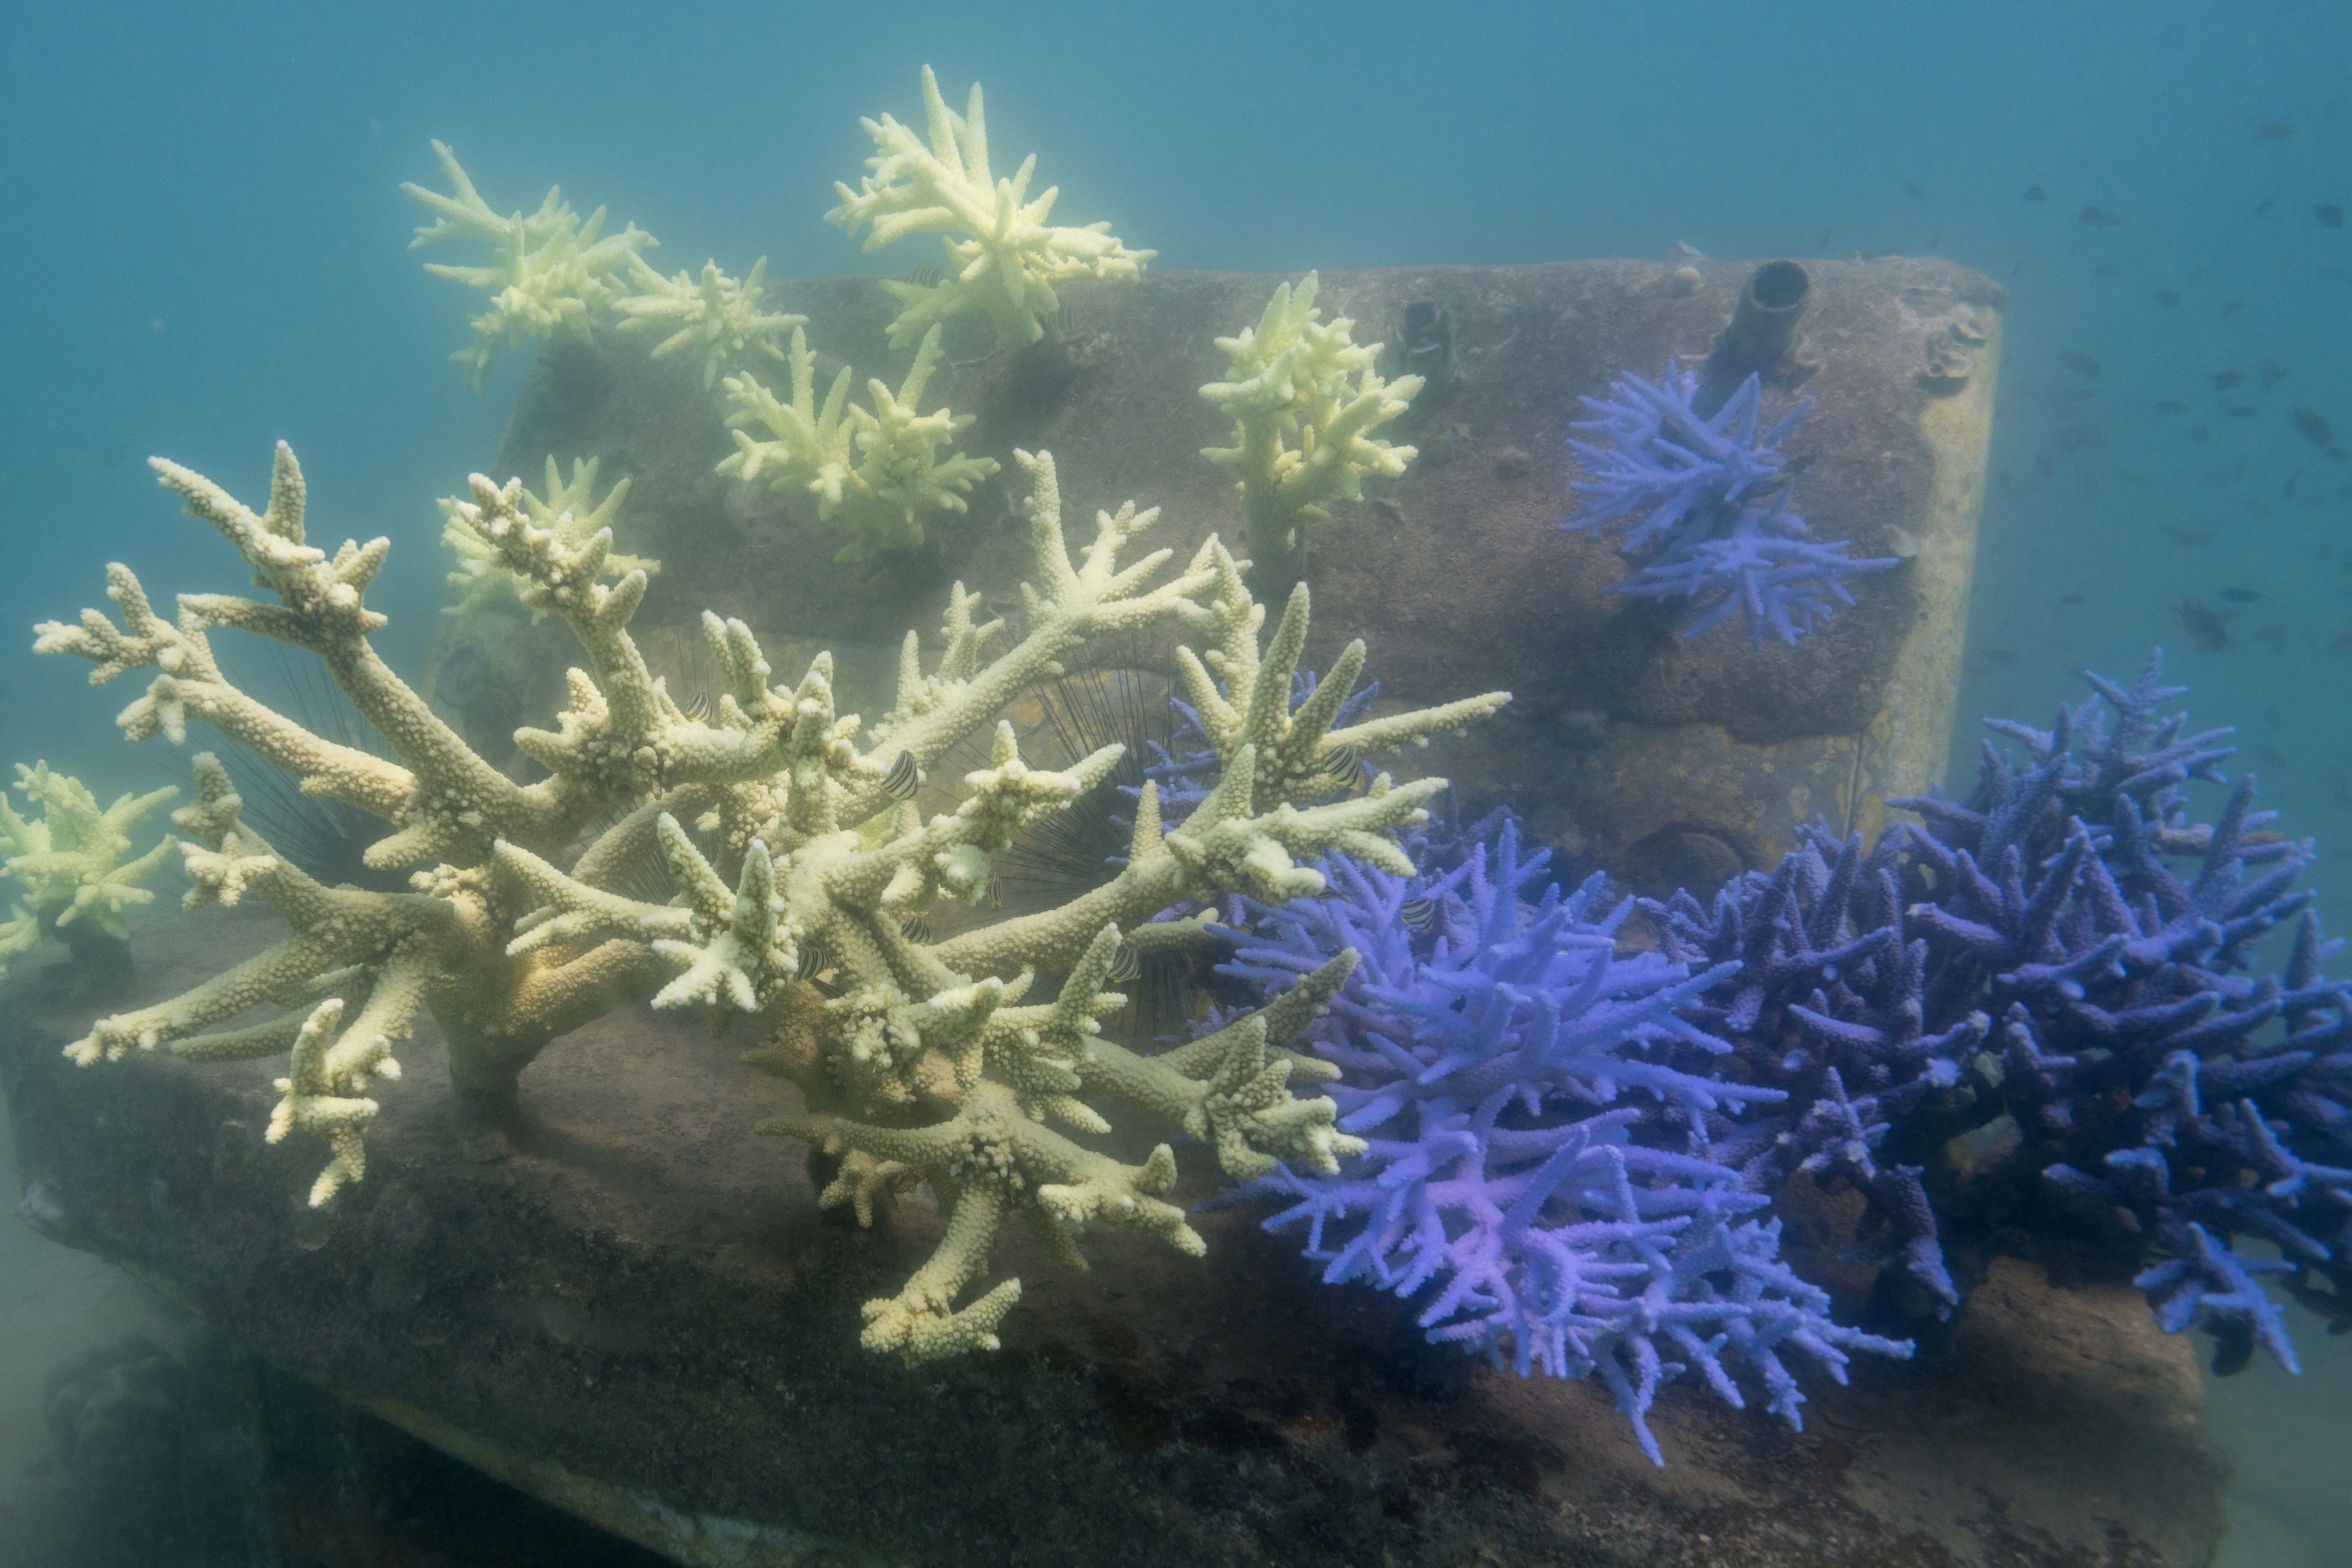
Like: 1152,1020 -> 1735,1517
828,66 -> 1155,354
401,140 -> 658,391
35,440 -> 1510,1362
440,456 -> 658,621
719,323 -> 998,562
613,256 -> 805,391
0,763 -> 177,977
1200,272 -> 1424,563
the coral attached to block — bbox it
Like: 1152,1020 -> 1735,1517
1217,812 -> 1909,1465
1200,273 -> 1424,563
35,439 -> 1509,1363
440,456 -> 658,621
1563,363 -> 1896,645
613,256 -> 806,391
0,763 -> 176,979
719,323 -> 999,562
828,66 -> 1155,354
1647,654 -> 2352,1370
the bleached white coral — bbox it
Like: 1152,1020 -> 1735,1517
0,762 -> 176,974
441,456 -> 658,621
1200,271 -> 1424,559
828,66 -> 1154,354
401,140 -> 657,391
613,256 -> 806,391
38,439 -> 1509,1362
718,323 -> 998,562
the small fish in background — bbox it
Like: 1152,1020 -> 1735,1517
901,264 -> 944,289
2210,370 -> 2247,391
2284,469 -> 2303,498
2060,592 -> 2088,605
1903,180 -> 1924,199
2035,453 -> 2056,477
2091,263 -> 2123,277
2260,357 -> 2293,391
2317,204 -> 2348,230
1978,647 -> 2021,668
2155,288 -> 2184,308
2082,205 -> 2124,226
2191,425 -> 2212,444
2173,599 -> 2230,651
2153,400 -> 2190,414
2218,586 -> 2262,604
2256,195 -> 2280,215
2222,300 -> 2247,316
2062,350 -> 2103,377
2161,524 -> 2217,546
2257,121 -> 2299,140
2023,185 -> 2047,202
2292,409 -> 2335,447
2055,423 -> 2106,451
1997,469 -> 2015,494
2226,404 -> 2261,418
2338,630 -> 2352,648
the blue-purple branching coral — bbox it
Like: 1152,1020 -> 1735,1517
1214,813 -> 1912,1465
1562,364 -> 1897,646
1646,654 -> 2352,1374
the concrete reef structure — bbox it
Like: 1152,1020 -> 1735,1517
33,439 -> 1506,1357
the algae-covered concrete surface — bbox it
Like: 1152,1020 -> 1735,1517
4,903 -> 2227,1568
439,257 -> 2003,894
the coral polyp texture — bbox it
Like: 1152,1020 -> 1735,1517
828,65 -> 1155,354
1646,654 -> 2352,1371
1200,272 -> 1424,563
440,455 -> 657,621
0,763 -> 177,978
718,323 -> 999,562
1562,363 -> 1896,645
1217,813 -> 1910,1465
33,440 -> 1509,1360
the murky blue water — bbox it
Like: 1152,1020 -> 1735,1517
4,3 -> 2347,1562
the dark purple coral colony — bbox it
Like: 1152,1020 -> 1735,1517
1562,364 -> 1898,645
1210,654 -> 2352,1461
1646,653 -> 2352,1371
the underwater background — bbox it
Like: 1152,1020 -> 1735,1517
2,1 -> 2347,1562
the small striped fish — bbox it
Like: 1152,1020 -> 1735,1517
1051,299 -> 1077,335
1400,896 -> 1437,934
984,875 -> 1004,909
899,914 -> 932,945
1105,943 -> 1141,984
681,690 -> 712,722
794,939 -> 829,981
882,752 -> 922,801
1319,743 -> 1369,791
902,264 -> 944,290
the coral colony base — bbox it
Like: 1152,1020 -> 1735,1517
34,440 -> 1508,1364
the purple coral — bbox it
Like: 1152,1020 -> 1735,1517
1216,815 -> 1910,1465
1562,364 -> 1898,645
1648,653 -> 2352,1370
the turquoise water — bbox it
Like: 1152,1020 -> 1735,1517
3,2 -> 2348,1561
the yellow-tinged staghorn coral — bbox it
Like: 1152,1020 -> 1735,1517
0,762 -> 177,977
718,323 -> 998,562
35,439 -> 1508,1362
441,456 -> 658,621
1200,271 -> 1424,562
828,66 -> 1155,355
613,256 -> 806,391
402,140 -> 657,391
